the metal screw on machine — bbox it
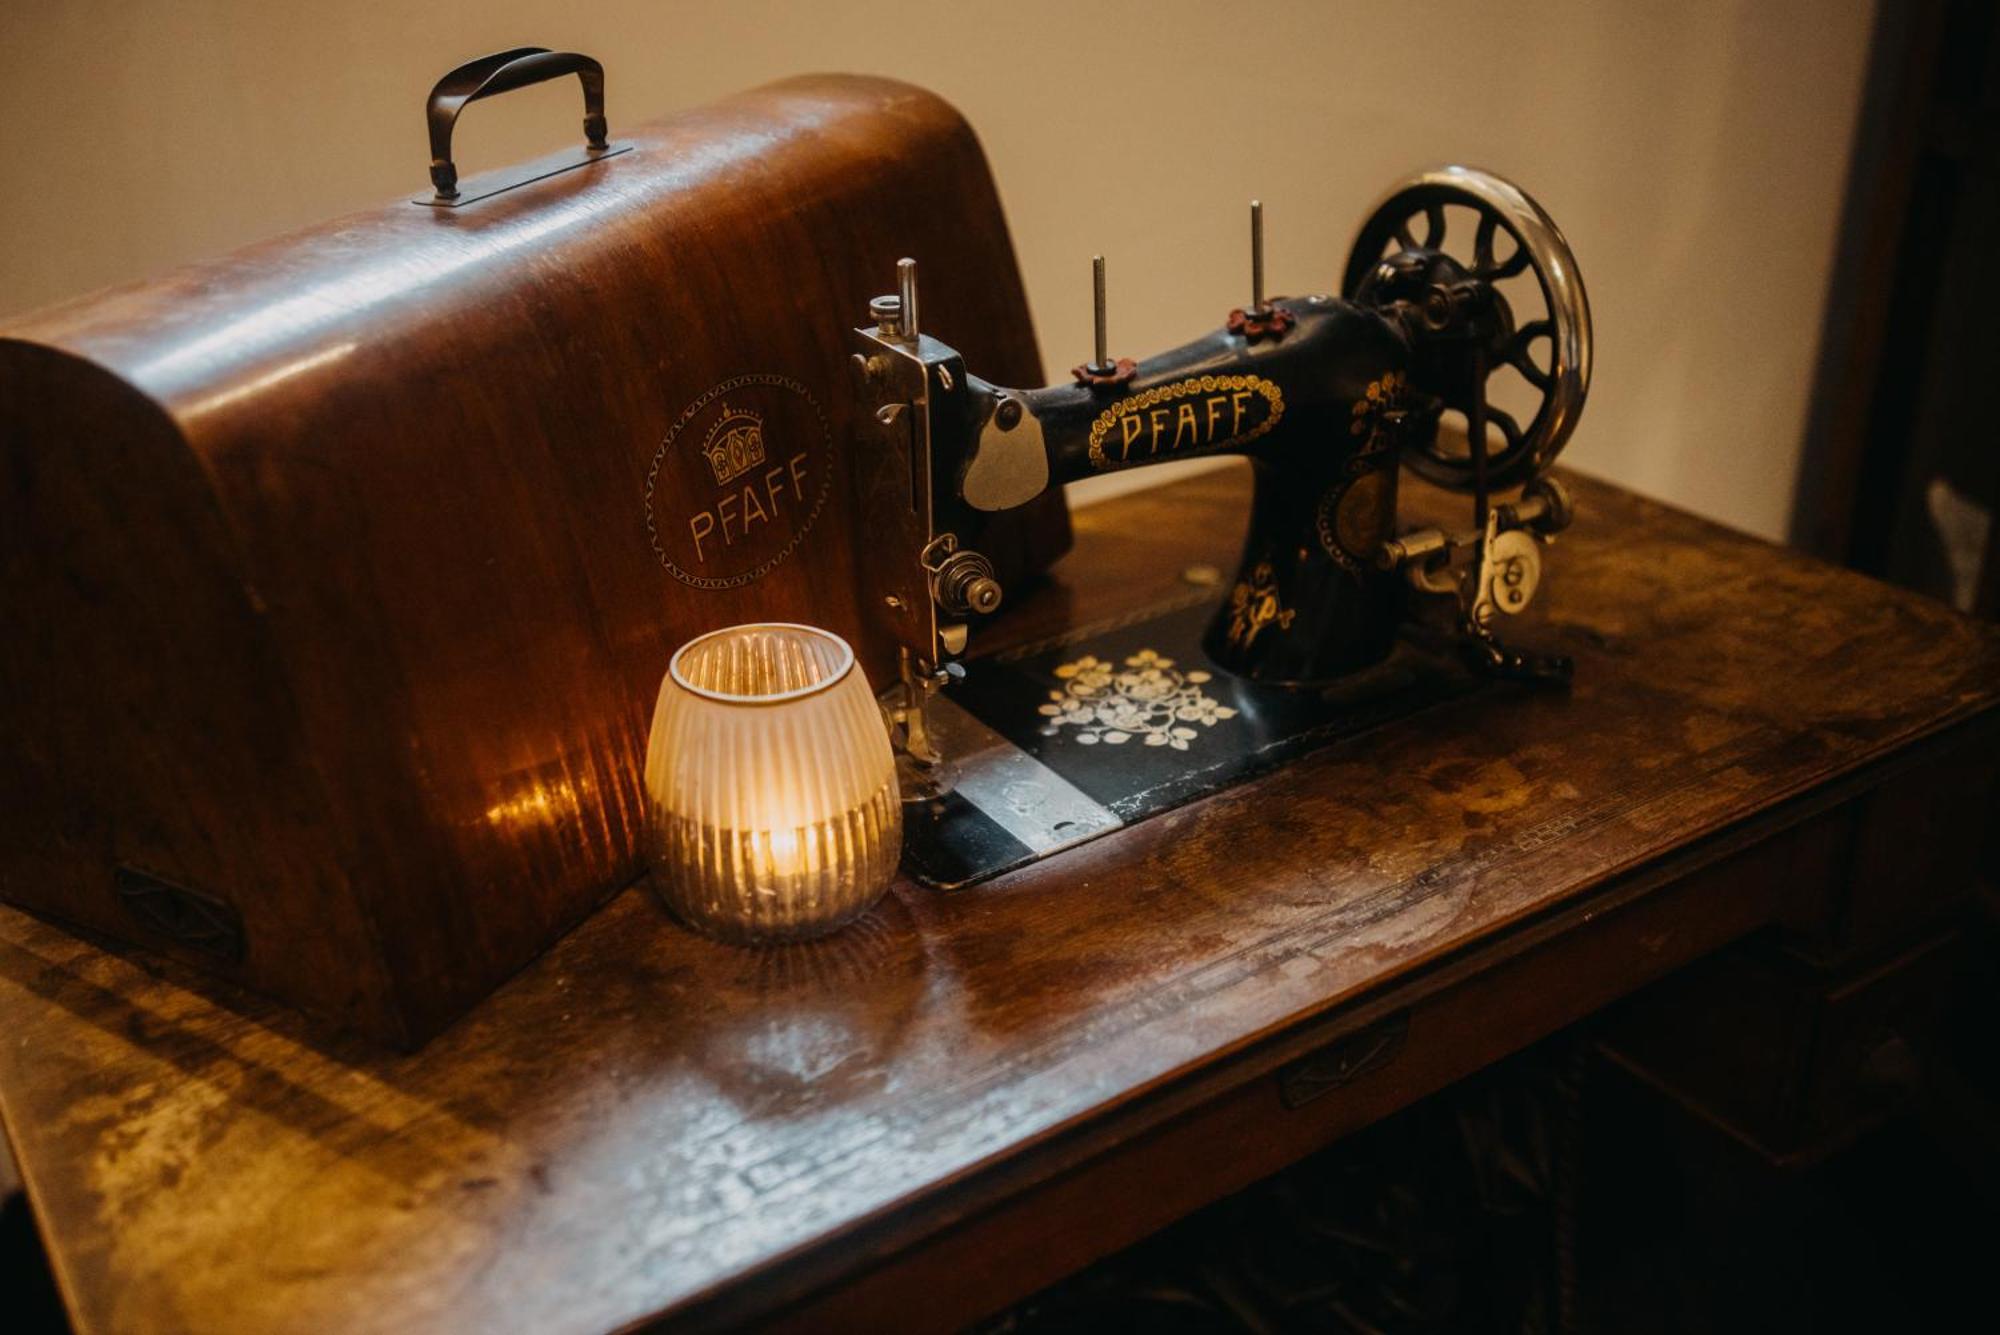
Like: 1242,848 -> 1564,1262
1227,199 -> 1294,340
918,530 -> 1003,624
867,294 -> 903,338
865,259 -> 922,340
1073,255 -> 1136,386
1251,198 -> 1266,313
1378,476 -> 1575,571
1089,255 -> 1113,376
1503,475 -> 1574,535
1375,475 -> 1574,611
935,549 -> 1003,617
899,256 -> 920,338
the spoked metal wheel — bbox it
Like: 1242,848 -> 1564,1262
1343,166 -> 1592,492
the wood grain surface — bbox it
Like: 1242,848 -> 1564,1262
0,467 -> 1995,1334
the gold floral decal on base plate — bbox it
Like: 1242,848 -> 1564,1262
1037,650 -> 1239,750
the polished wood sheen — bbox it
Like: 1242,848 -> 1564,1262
0,467 -> 1993,1333
0,75 -> 1066,1046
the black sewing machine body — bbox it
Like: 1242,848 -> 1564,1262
963,298 -> 1415,682
853,167 -> 1593,887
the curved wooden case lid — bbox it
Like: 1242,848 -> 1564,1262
0,73 -> 1066,1044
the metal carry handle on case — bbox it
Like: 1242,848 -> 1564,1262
422,47 -> 615,204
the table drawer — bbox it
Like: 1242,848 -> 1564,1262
1600,930 -> 1964,1162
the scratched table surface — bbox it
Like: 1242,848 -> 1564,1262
2,467 -> 1997,1334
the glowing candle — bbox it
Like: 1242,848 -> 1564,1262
643,623 -> 900,943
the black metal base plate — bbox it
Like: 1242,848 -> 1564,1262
902,598 -> 1485,889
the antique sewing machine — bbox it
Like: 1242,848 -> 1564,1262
852,167 -> 1594,886
0,53 -> 1594,1039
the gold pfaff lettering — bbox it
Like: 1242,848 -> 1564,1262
685,450 -> 813,565
1087,376 -> 1281,471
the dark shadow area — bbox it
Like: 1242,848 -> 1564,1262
0,1188 -> 70,1335
982,894 -> 1999,1334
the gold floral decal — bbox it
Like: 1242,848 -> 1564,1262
1225,562 -> 1296,651
1037,649 -> 1238,750
1349,369 -> 1408,439
1317,369 -> 1409,571
1086,375 -> 1285,469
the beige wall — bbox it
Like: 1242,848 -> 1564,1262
0,0 -> 1874,539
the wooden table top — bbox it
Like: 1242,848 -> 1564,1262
3,467 -> 1996,1334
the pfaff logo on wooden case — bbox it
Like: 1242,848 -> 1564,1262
702,403 -> 768,485
645,374 -> 833,590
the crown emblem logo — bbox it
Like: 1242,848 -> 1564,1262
702,403 -> 767,486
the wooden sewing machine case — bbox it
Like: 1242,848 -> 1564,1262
0,69 -> 1066,1047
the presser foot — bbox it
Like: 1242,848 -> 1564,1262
881,650 -> 964,802
884,695 -> 957,802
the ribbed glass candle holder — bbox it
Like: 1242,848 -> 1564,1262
643,623 -> 901,943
